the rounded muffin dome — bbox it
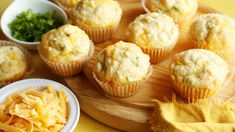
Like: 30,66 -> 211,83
190,13 -> 235,58
170,49 -> 228,90
94,41 -> 150,84
127,13 -> 179,48
72,0 -> 122,27
40,24 -> 92,62
145,0 -> 198,23
0,46 -> 27,82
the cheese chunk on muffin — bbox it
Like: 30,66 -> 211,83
40,24 -> 92,62
39,24 -> 93,76
145,0 -> 198,24
0,46 -> 27,83
190,13 -> 235,58
94,41 -> 150,84
170,49 -> 228,101
93,41 -> 151,97
73,0 -> 122,27
127,13 -> 179,63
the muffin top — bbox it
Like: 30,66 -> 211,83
94,41 -> 150,84
190,13 -> 235,57
170,49 -> 228,89
127,13 -> 179,48
73,0 -> 122,27
145,0 -> 198,23
40,24 -> 92,62
0,46 -> 27,81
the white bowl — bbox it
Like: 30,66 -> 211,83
0,0 -> 67,49
0,78 -> 79,132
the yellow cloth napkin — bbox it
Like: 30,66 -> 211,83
150,100 -> 235,132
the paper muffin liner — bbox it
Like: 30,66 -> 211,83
0,40 -> 32,86
171,78 -> 218,102
141,46 -> 174,64
73,15 -> 122,43
38,43 -> 94,77
93,67 -> 152,97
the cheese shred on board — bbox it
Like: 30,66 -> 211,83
0,86 -> 68,132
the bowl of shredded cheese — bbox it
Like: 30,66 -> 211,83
0,78 -> 79,132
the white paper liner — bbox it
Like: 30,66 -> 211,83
93,67 -> 152,97
38,43 -> 94,76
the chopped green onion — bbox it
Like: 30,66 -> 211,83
8,9 -> 63,42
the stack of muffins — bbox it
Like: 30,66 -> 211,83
37,0 -> 235,101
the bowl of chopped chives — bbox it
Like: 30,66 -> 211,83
0,0 -> 67,49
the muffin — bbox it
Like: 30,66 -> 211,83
170,49 -> 228,101
144,0 -> 198,32
0,44 -> 27,85
38,24 -> 93,76
72,0 -> 122,43
127,13 -> 179,64
190,13 -> 235,59
93,41 -> 151,97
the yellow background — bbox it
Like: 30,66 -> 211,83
0,0 -> 235,132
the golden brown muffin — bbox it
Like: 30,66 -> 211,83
170,49 -> 228,101
0,46 -> 27,84
38,24 -> 93,76
127,13 -> 179,63
93,41 -> 151,97
72,0 -> 122,43
190,13 -> 235,59
144,0 -> 198,32
145,0 -> 198,22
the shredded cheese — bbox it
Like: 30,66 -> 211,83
0,86 -> 68,132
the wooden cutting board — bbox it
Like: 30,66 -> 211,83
64,0 -> 235,131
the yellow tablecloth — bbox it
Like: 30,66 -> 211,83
0,0 -> 235,132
